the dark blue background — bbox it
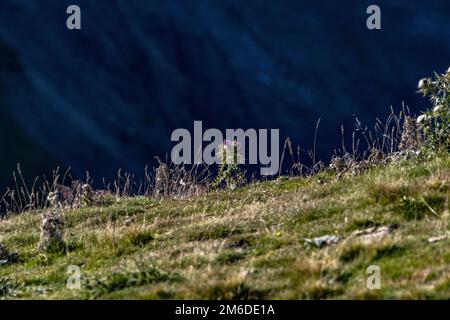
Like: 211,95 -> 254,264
0,0 -> 449,187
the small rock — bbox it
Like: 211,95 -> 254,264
351,224 -> 399,244
304,235 -> 341,248
428,235 -> 448,243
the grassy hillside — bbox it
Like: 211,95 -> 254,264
0,155 -> 449,299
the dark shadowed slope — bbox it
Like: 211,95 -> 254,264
0,0 -> 449,184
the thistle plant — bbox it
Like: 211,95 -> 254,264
416,67 -> 450,153
212,140 -> 246,190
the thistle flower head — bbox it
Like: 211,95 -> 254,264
418,78 -> 429,90
433,104 -> 444,113
223,139 -> 233,149
416,114 -> 428,124
223,139 -> 240,149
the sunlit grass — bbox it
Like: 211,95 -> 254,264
0,156 -> 449,299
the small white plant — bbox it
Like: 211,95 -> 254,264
415,67 -> 450,152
